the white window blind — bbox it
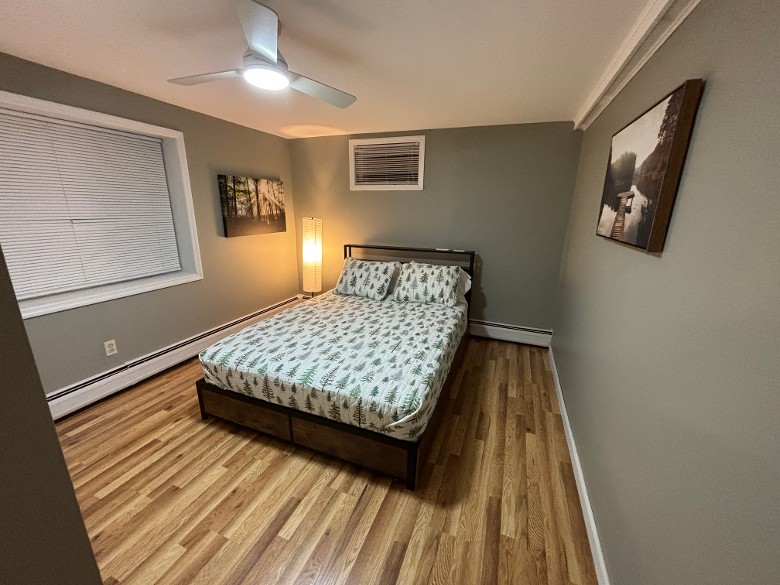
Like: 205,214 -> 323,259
0,108 -> 181,301
349,135 -> 425,190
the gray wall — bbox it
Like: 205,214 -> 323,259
290,124 -> 581,329
552,2 -> 780,584
0,54 -> 300,393
0,245 -> 102,584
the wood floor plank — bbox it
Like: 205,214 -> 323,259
154,530 -> 228,585
202,496 -> 300,585
527,432 -> 550,585
120,541 -> 188,585
429,532 -> 457,585
547,412 -> 580,584
291,489 -> 359,585
533,382 -> 566,585
378,540 -> 408,585
321,480 -> 390,585
342,484 -> 404,585
561,461 -> 597,584
395,462 -> 446,583
101,466 -> 230,580
57,338 -> 598,585
482,495 -> 502,585
176,447 -> 288,542
279,459 -> 342,539
501,399 -> 519,540
240,487 -> 341,584
218,450 -> 318,541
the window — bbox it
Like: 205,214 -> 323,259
349,135 -> 425,190
0,91 -> 202,318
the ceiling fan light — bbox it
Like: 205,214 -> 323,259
242,65 -> 289,90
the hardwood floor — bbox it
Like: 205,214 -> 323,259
56,337 -> 597,585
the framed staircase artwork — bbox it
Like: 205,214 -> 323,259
596,78 -> 704,253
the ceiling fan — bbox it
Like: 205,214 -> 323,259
168,0 -> 356,109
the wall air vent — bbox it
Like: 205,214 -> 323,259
349,135 -> 425,190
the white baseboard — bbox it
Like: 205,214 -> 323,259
547,346 -> 610,585
469,320 -> 552,347
48,295 -> 303,420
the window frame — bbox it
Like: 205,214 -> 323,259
349,135 -> 426,191
0,90 -> 203,319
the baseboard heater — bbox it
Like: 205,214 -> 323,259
469,319 -> 553,347
47,296 -> 301,418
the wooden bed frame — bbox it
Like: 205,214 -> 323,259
195,244 -> 476,489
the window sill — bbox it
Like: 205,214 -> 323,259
20,271 -> 203,319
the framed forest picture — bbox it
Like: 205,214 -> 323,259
596,78 -> 704,252
218,175 -> 286,237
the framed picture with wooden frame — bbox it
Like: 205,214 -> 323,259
596,78 -> 704,253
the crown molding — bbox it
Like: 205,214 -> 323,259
574,0 -> 702,130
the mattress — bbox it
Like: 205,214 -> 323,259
199,290 -> 467,441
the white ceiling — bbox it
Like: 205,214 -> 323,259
0,0 -> 650,138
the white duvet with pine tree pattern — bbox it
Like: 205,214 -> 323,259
199,291 -> 467,441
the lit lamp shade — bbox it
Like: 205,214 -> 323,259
302,217 -> 322,294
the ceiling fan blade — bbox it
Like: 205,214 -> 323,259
168,70 -> 242,86
288,72 -> 356,109
235,0 -> 278,63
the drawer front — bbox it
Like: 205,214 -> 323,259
291,418 -> 408,479
202,390 -> 291,441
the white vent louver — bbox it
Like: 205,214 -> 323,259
349,135 -> 425,190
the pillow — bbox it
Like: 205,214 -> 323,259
457,267 -> 472,306
334,258 -> 399,300
407,261 -> 471,305
393,262 -> 460,306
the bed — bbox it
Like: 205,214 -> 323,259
195,244 -> 475,489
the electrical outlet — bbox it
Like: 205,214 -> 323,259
104,339 -> 118,356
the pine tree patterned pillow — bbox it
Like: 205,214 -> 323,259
334,258 -> 399,300
393,262 -> 460,307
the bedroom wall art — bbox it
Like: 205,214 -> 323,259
217,174 -> 286,237
596,78 -> 704,252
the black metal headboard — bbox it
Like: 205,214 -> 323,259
343,244 -> 476,314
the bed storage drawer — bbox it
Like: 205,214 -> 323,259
199,386 -> 291,441
291,417 -> 409,480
